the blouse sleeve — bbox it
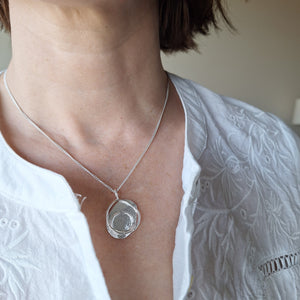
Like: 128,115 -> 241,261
256,113 -> 300,299
189,92 -> 300,299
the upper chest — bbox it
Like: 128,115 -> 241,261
72,133 -> 185,299
9,122 -> 186,300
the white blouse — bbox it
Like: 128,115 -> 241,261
0,68 -> 299,300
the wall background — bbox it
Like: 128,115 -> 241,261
1,0 -> 300,135
0,31 -> 10,70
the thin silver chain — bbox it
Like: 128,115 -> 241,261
3,69 -> 170,201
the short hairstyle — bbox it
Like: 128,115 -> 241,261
0,0 -> 234,54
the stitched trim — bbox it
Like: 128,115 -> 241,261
258,250 -> 300,277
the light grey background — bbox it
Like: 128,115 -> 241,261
1,0 -> 299,135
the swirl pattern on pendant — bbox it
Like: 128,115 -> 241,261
106,199 -> 141,239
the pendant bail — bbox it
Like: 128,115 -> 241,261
113,189 -> 119,200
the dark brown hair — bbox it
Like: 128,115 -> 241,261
0,0 -> 9,33
0,0 -> 234,54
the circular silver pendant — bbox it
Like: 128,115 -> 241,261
106,199 -> 141,239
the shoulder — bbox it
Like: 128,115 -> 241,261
170,72 -> 300,188
180,74 -> 300,194
191,78 -> 300,237
176,73 -> 300,170
182,74 -> 300,240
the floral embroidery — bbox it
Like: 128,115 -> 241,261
264,191 -> 300,240
0,211 -> 41,299
227,107 -> 247,130
189,102 -> 300,299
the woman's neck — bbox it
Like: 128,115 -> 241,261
4,0 -> 167,146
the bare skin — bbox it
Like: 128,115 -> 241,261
0,0 -> 186,298
0,73 -> 185,299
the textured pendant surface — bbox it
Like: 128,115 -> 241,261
106,199 -> 141,239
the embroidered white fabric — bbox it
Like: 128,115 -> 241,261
0,69 -> 299,300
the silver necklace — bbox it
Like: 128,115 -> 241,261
3,69 -> 170,239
